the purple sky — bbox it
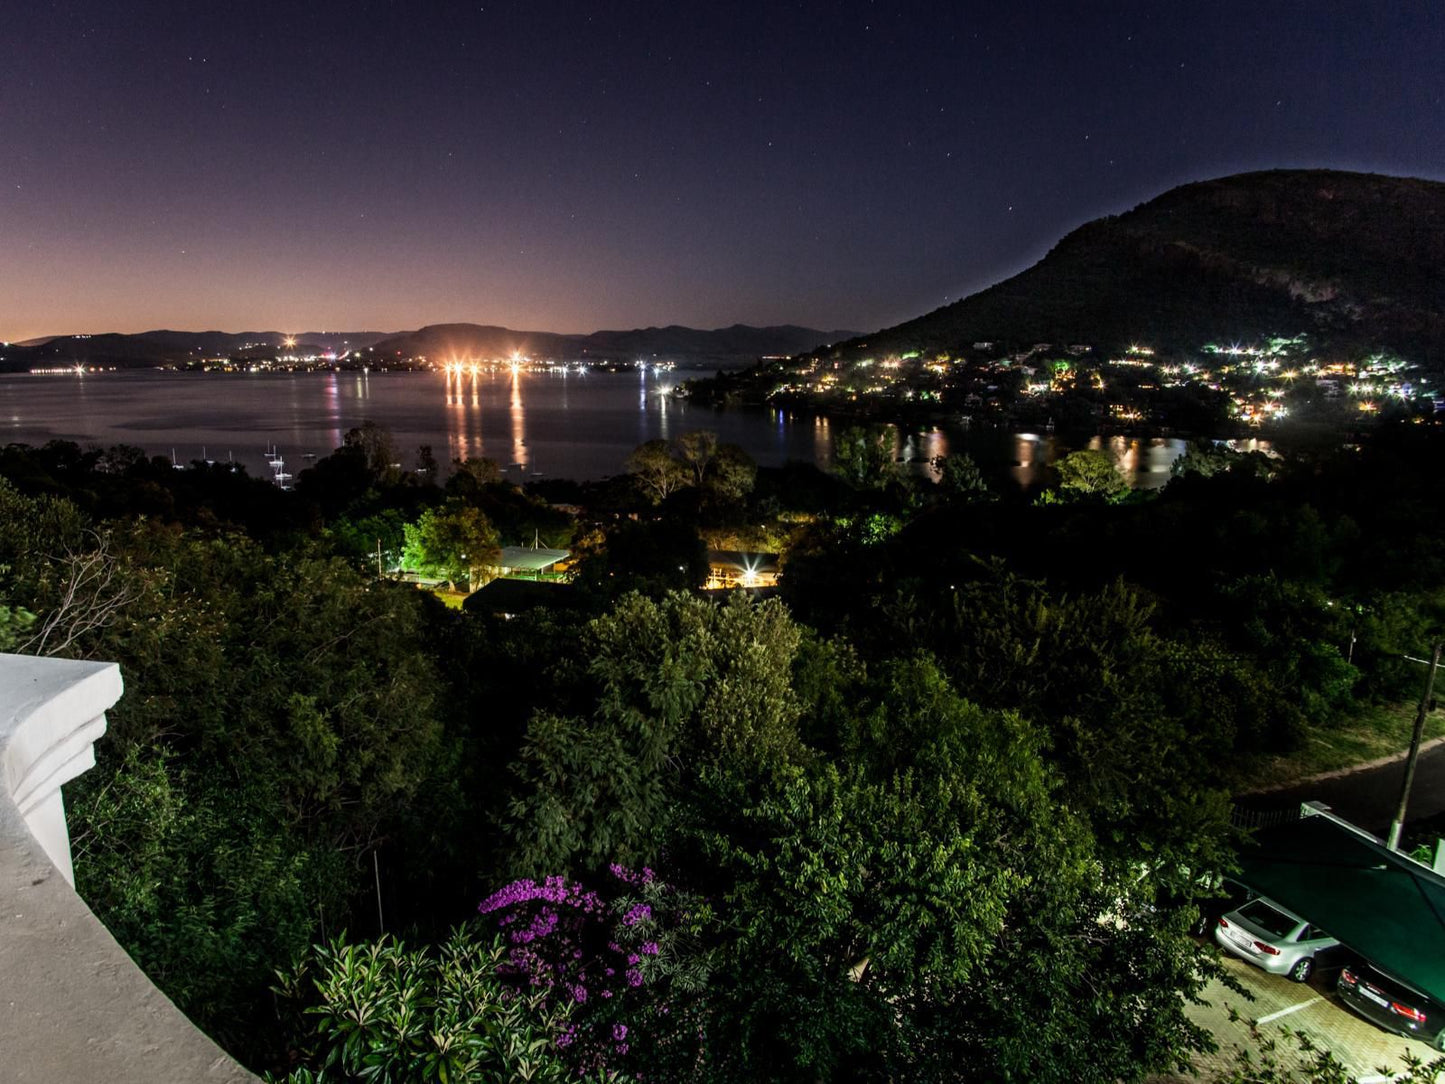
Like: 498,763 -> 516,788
3,0 -> 1442,341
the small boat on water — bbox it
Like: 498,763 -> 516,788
264,444 -> 294,489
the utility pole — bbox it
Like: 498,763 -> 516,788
373,849 -> 386,935
1388,642 -> 1442,851
376,538 -> 383,579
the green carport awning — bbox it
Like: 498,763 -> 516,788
496,546 -> 570,571
1238,811 -> 1445,1002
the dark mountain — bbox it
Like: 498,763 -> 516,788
5,333 -> 165,365
137,330 -> 392,354
577,324 -> 856,359
368,324 -> 575,363
0,329 -> 390,370
368,323 -> 855,366
1,323 -> 851,372
835,170 -> 1445,364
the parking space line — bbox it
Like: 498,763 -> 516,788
1256,998 -> 1318,1024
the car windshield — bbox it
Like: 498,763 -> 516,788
1237,899 -> 1298,938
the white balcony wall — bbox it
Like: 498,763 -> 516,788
0,653 -> 255,1082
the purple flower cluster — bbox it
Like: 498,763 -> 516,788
608,863 -> 657,886
476,867 -> 674,1072
478,876 -> 603,917
621,903 -> 652,927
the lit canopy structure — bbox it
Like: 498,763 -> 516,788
706,550 -> 780,590
493,546 -> 570,576
1238,806 -> 1445,1002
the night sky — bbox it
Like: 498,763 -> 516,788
3,1 -> 1442,341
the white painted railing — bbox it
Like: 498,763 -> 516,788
0,653 -> 256,1082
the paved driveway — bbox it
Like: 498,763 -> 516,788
1150,951 -> 1441,1083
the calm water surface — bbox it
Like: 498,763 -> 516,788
0,369 -> 1202,490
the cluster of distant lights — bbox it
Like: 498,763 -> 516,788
439,352 -> 572,377
28,363 -> 115,376
764,333 -> 1437,426
19,334 -> 1436,428
436,354 -> 675,377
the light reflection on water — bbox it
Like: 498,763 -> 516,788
918,428 -> 948,482
509,370 -> 526,470
1010,432 -> 1191,490
813,415 -> 831,470
1012,433 -> 1039,489
1,369 -> 1224,487
323,372 -> 343,453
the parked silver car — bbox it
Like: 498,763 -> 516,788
1214,895 -> 1340,982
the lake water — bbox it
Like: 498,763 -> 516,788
0,368 -> 1207,490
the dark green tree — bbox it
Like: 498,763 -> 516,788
342,419 -> 402,486
505,592 -> 805,875
627,440 -> 690,504
676,430 -> 719,487
933,451 -> 995,502
573,520 -> 707,598
446,456 -> 504,496
831,426 -> 899,491
677,657 -> 1218,1084
402,502 -> 502,591
52,523 -> 456,1064
707,443 -> 757,503
1054,448 -> 1128,501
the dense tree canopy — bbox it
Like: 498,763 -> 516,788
1,426 -> 1441,1082
627,430 -> 758,507
505,592 -> 805,876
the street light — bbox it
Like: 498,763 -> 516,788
1387,642 -> 1443,852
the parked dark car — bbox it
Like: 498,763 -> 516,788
1337,963 -> 1445,1049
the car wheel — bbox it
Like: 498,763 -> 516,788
1289,957 -> 1313,983
1433,1028 -> 1445,1054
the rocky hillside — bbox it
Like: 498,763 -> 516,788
838,170 -> 1445,364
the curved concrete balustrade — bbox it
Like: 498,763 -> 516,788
0,653 -> 256,1083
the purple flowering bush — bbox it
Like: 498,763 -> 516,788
477,865 -> 712,1075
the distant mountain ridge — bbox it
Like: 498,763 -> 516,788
0,323 -> 854,371
832,169 -> 1445,364
368,323 -> 856,364
1,330 -> 391,368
